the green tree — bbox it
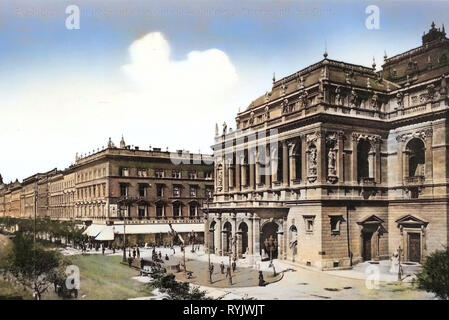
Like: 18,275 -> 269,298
3,233 -> 62,300
151,273 -> 211,300
417,248 -> 449,300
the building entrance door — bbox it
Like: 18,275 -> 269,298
408,233 -> 421,263
363,232 -> 372,261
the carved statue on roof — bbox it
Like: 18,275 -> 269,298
264,105 -> 270,120
120,135 -> 126,148
222,122 -> 227,135
107,137 -> 115,148
300,91 -> 308,108
249,111 -> 255,125
349,88 -> 358,108
215,123 -> 219,136
334,86 -> 342,105
371,93 -> 379,109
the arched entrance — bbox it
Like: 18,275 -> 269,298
208,221 -> 216,253
238,222 -> 248,256
222,221 -> 232,254
261,221 -> 279,259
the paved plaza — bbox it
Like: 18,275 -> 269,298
60,244 -> 436,300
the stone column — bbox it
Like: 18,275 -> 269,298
248,214 -> 254,255
271,146 -> 278,183
403,150 -> 410,180
375,141 -> 381,183
223,161 -> 229,192
396,138 -> 403,186
282,218 -> 288,259
338,133 -> 344,182
352,135 -> 358,183
289,142 -> 297,185
368,150 -> 375,178
317,132 -> 326,183
249,151 -> 255,190
253,216 -> 261,258
282,141 -> 289,186
301,136 -> 307,183
241,161 -> 247,187
265,145 -> 271,187
425,130 -> 433,180
255,150 -> 261,186
216,215 -> 222,255
228,166 -> 234,189
235,158 -> 241,191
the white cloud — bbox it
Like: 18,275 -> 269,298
0,31 -> 245,182
122,32 -> 239,116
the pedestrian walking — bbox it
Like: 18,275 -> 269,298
220,261 -> 225,274
209,263 -> 214,283
133,248 -> 136,259
225,266 -> 231,278
137,247 -> 140,258
232,260 -> 236,272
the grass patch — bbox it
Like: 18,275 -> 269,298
65,255 -> 154,300
0,278 -> 32,300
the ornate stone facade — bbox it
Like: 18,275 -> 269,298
206,23 -> 449,270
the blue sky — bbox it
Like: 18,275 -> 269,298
1,0 -> 448,182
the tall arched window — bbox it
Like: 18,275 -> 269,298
407,138 -> 425,177
357,140 -> 374,181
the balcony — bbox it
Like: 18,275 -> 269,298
405,176 -> 425,185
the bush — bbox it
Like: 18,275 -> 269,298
417,248 -> 449,300
151,274 -> 211,300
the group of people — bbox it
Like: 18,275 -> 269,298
208,259 -> 238,284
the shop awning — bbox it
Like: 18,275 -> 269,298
82,224 -> 105,237
95,227 -> 115,241
108,224 -> 172,235
87,223 -> 205,239
171,223 -> 204,233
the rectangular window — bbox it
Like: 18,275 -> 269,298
139,184 -> 147,197
188,171 -> 197,179
304,216 -> 315,233
137,169 -> 148,177
156,185 -> 164,197
330,216 -> 343,235
190,186 -> 197,197
138,207 -> 145,219
156,204 -> 163,217
120,184 -> 128,197
173,186 -> 181,197
120,168 -> 129,177
172,170 -> 181,179
155,170 -> 165,178
205,171 -> 213,180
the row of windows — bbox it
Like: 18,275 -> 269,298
50,193 -> 75,206
120,183 -> 213,198
120,167 -> 213,180
77,167 -> 107,183
50,180 -> 74,192
77,184 -> 107,200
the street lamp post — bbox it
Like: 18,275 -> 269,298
397,246 -> 403,281
119,202 -> 127,263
